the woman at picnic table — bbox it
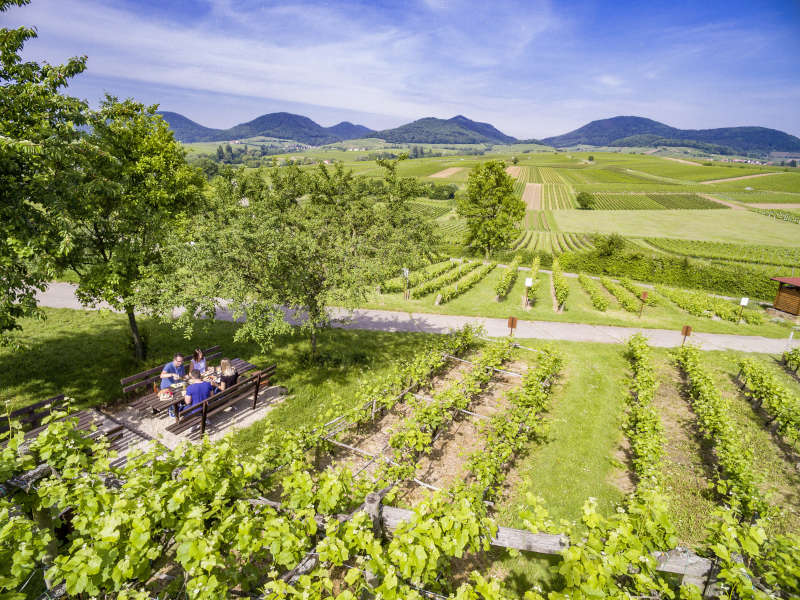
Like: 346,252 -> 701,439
218,358 -> 239,390
190,348 -> 207,374
181,369 -> 216,413
160,353 -> 186,389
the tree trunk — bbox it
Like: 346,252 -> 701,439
310,330 -> 318,357
126,308 -> 146,361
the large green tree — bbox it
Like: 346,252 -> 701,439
138,160 -> 437,356
0,0 -> 88,342
57,96 -> 205,360
457,160 -> 525,257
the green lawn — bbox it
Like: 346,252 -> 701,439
0,308 -> 432,438
366,268 -> 792,338
553,209 -> 800,245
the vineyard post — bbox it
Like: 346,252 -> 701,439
681,325 -> 692,346
639,290 -> 648,318
403,267 -> 409,300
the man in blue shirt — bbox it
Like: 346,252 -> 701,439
160,353 -> 186,390
182,369 -> 215,414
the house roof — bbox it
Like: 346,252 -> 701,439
771,277 -> 800,287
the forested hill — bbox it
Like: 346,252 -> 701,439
540,116 -> 800,154
157,111 -> 374,145
373,115 -> 517,144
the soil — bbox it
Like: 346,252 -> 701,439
699,172 -> 787,185
522,183 -> 542,210
608,433 -> 636,495
697,193 -> 744,210
505,166 -> 523,178
429,167 -> 464,179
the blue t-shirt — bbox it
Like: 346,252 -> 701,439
184,381 -> 214,407
160,361 -> 185,389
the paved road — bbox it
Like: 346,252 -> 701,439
37,283 -> 799,354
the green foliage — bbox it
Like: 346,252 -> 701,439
526,256 -> 540,302
673,346 -> 768,518
645,237 -> 800,268
439,263 -> 496,304
458,161 -> 525,257
0,0 -> 88,338
411,261 -> 478,298
600,277 -> 639,312
494,255 -> 521,298
783,347 -> 800,372
551,258 -> 569,309
382,260 -> 457,294
738,358 -> 800,452
577,273 -> 608,311
138,159 -> 437,355
575,191 -> 594,210
594,233 -> 626,257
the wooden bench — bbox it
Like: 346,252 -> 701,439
0,394 -> 67,434
121,345 -> 221,407
165,364 -> 277,436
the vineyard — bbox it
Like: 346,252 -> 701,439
590,193 -> 727,210
540,184 -> 575,209
5,329 -> 799,599
643,238 -> 800,268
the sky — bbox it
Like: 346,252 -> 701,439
4,0 -> 800,138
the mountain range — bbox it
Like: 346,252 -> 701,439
159,111 -> 800,154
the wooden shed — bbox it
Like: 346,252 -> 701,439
771,277 -> 800,315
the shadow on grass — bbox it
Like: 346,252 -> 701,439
1,309 -> 434,446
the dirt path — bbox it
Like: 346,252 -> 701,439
521,183 -> 542,210
429,167 -> 464,179
505,166 -> 522,178
699,172 -> 787,185
662,156 -> 702,166
750,203 -> 800,209
698,193 -> 745,210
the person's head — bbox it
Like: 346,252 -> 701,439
221,358 -> 233,376
190,369 -> 202,380
173,353 -> 184,367
193,348 -> 204,362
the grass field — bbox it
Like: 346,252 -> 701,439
553,209 -> 800,245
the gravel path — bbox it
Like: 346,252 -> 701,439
37,283 -> 799,354
699,172 -> 787,185
698,193 -> 744,210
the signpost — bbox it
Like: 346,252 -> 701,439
402,267 -> 410,300
738,297 -> 749,323
681,325 -> 692,346
508,316 -> 518,337
639,291 -> 648,318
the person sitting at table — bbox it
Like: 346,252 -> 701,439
160,353 -> 185,390
218,358 -> 239,391
190,348 -> 207,374
182,369 -> 215,414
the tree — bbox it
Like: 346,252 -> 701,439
138,159 -> 438,357
596,233 -> 626,256
0,0 -> 88,342
588,155 -> 594,162
511,156 -> 519,165
576,191 -> 595,210
216,145 -> 224,161
56,96 -> 205,360
457,161 -> 524,257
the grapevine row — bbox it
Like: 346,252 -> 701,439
784,347 -> 800,372
578,273 -> 609,311
737,358 -> 800,451
494,256 -> 521,299
438,262 -> 495,304
526,255 -> 540,303
411,261 -> 477,298
601,277 -> 639,312
674,346 -> 767,518
381,260 -> 457,293
620,277 -> 657,305
551,257 -> 568,310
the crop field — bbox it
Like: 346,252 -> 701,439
554,209 -> 800,245
720,190 -> 800,204
590,192 -> 727,210
409,199 -> 451,219
643,238 -> 800,267
541,183 -> 575,209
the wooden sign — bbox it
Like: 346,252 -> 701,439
641,291 -> 648,301
507,316 -> 518,336
681,325 -> 692,337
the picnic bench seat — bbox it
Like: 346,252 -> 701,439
120,345 -> 222,403
165,364 -> 276,436
135,358 -> 261,416
0,394 -> 67,434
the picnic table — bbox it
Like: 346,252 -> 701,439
131,358 -> 259,416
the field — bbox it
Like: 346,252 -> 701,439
553,209 -> 800,245
643,238 -> 800,267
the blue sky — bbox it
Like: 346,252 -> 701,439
4,0 -> 800,137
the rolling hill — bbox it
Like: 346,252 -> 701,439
373,115 -> 517,144
157,111 -> 374,145
540,116 -> 800,154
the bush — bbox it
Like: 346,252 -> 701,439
576,191 -> 595,210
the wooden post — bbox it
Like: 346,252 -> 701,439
252,372 -> 263,410
507,316 -> 518,337
681,325 -> 692,346
201,401 -> 208,435
639,291 -> 648,318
